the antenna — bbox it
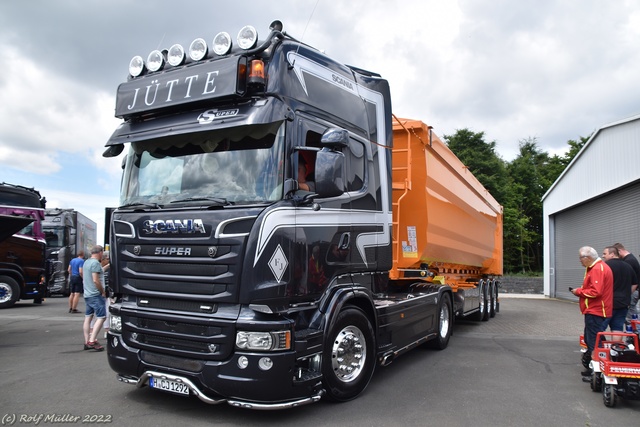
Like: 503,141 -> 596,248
292,0 -> 321,66
156,33 -> 166,51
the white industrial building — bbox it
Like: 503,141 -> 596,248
542,113 -> 640,300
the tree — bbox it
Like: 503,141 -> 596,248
445,129 -> 591,275
443,129 -> 509,204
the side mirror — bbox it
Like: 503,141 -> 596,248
315,149 -> 345,198
103,144 -> 124,158
320,128 -> 349,149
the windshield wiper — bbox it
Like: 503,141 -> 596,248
169,197 -> 231,206
119,202 -> 160,209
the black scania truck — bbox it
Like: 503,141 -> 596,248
105,21 -> 461,409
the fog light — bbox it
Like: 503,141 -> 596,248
238,356 -> 249,369
258,357 -> 273,371
129,55 -> 145,77
237,25 -> 258,50
189,38 -> 208,61
167,44 -> 185,66
212,32 -> 232,55
112,336 -> 119,347
147,50 -> 164,72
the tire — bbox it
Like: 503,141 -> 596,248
591,372 -> 602,392
473,280 -> 489,321
429,293 -> 452,350
0,276 -> 20,309
603,383 -> 617,407
322,307 -> 375,402
489,280 -> 497,318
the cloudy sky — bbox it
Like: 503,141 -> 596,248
1,0 -> 639,242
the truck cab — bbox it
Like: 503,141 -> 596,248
105,21 -> 499,409
0,183 -> 47,308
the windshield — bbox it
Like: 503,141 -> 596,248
43,226 -> 65,248
120,122 -> 286,206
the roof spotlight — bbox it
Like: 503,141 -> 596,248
147,50 -> 165,72
167,44 -> 185,66
189,38 -> 208,61
129,55 -> 145,77
213,32 -> 232,55
269,20 -> 283,32
237,25 -> 258,50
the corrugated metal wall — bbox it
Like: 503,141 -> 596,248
544,117 -> 640,215
544,115 -> 640,298
553,181 -> 640,300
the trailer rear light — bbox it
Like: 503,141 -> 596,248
235,330 -> 291,351
147,50 -> 164,72
237,25 -> 258,50
248,60 -> 265,86
167,44 -> 185,67
212,32 -> 232,56
129,55 -> 145,77
189,38 -> 208,61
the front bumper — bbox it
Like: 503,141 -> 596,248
107,332 -> 324,409
118,371 -> 323,409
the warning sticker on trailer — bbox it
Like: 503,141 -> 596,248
269,244 -> 288,283
402,226 -> 418,258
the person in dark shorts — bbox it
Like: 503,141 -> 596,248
82,245 -> 106,351
67,251 -> 84,313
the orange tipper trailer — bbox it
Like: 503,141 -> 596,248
391,117 -> 503,319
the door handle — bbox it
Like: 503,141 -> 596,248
338,232 -> 350,250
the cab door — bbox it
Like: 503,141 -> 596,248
294,115 -> 352,296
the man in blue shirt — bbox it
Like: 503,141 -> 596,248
67,251 -> 84,313
82,245 -> 106,351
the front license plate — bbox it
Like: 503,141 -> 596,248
149,377 -> 190,396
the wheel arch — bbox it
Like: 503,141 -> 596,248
0,269 -> 25,288
318,286 -> 377,341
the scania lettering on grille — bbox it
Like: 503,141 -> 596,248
142,219 -> 206,234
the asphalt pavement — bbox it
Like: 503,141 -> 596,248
0,294 -> 638,427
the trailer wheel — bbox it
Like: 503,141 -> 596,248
428,293 -> 452,350
603,383 -> 617,407
0,276 -> 20,309
489,281 -> 497,318
591,372 -> 602,392
472,280 -> 489,321
322,307 -> 375,402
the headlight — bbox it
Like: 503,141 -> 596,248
235,330 -> 291,351
110,315 -> 122,333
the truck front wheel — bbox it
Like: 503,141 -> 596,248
427,293 -> 452,350
322,307 -> 375,402
0,276 -> 20,309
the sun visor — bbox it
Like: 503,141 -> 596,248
105,98 -> 291,147
0,214 -> 35,243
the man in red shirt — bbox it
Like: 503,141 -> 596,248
570,246 -> 613,381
